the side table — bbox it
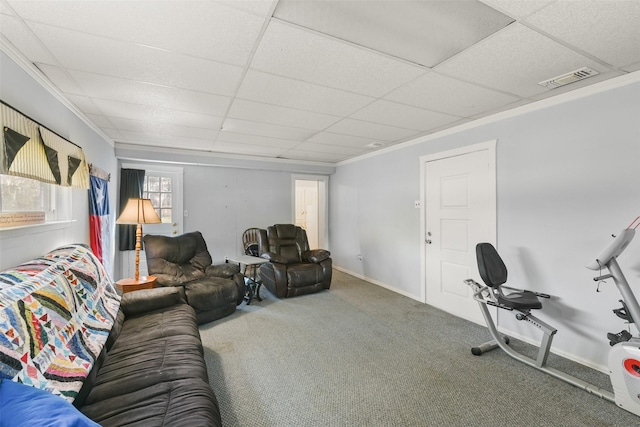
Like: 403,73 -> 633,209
116,275 -> 157,294
226,255 -> 268,304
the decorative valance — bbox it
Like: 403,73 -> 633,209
1,101 -> 89,189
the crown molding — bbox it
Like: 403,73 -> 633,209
0,38 -> 115,147
338,70 -> 640,166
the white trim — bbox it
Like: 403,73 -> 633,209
333,266 -> 422,302
116,143 -> 336,173
121,162 -> 184,174
419,140 -> 497,306
338,70 -> 640,166
0,41 -> 115,147
0,219 -> 75,238
291,174 -> 330,250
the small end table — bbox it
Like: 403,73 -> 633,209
226,255 -> 268,304
116,275 -> 157,294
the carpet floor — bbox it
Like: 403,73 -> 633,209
199,270 -> 639,426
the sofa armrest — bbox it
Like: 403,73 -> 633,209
261,252 -> 288,264
302,249 -> 331,264
120,287 -> 183,317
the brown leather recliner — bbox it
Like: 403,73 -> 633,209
257,224 -> 332,298
143,231 -> 245,324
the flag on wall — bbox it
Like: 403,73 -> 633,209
89,174 -> 111,275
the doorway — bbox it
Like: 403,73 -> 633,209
420,141 -> 496,325
293,175 -> 328,249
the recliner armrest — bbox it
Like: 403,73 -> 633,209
120,287 -> 183,317
206,263 -> 240,278
261,252 -> 289,264
302,249 -> 331,264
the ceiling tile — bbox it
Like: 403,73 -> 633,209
278,149 -> 351,163
101,127 -> 124,140
117,131 -> 216,151
0,15 -> 56,64
228,99 -> 341,130
218,131 -> 300,149
34,63 -> 84,95
85,113 -> 115,129
479,0 -> 554,19
325,119 -> 419,142
304,132 -> 384,149
385,72 -> 521,117
524,1 -> 640,69
27,22 -> 243,96
436,23 -> 611,97
237,70 -> 374,116
274,0 -> 513,68
622,61 -> 640,73
218,0 -> 277,19
350,100 -> 460,131
68,70 -> 231,116
92,99 -> 223,130
9,0 -> 265,66
108,117 -> 218,140
293,142 -> 364,156
212,140 -> 289,157
251,20 -> 426,97
65,94 -> 103,115
222,118 -> 317,141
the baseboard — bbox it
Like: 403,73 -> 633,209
333,266 -> 422,302
495,326 -> 609,374
333,266 -> 609,374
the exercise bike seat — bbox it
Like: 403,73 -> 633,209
476,243 -> 542,311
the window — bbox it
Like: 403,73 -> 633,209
143,175 -> 172,223
0,175 -> 51,212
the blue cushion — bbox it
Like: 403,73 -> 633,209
0,379 -> 99,427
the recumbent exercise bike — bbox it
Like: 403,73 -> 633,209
464,216 -> 640,417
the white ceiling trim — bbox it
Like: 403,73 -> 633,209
0,38 -> 115,147
338,69 -> 640,166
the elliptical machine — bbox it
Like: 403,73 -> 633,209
465,216 -> 640,417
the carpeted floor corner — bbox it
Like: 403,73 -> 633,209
199,270 -> 638,426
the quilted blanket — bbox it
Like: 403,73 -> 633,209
0,244 -> 120,402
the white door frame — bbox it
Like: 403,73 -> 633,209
419,140 -> 497,305
291,174 -> 329,250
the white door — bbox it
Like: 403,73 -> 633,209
295,180 -> 319,249
422,141 -> 496,325
120,165 -> 183,278
293,175 -> 328,249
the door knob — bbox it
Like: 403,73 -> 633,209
426,239 -> 432,244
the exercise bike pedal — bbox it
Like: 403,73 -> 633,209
613,300 -> 634,323
607,329 -> 632,347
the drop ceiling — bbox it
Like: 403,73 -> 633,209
1,0 -> 639,164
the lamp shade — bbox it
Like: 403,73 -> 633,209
116,198 -> 162,225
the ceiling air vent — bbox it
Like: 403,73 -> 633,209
538,67 -> 599,89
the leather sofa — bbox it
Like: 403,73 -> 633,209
257,224 -> 332,298
79,287 -> 221,425
144,231 -> 245,324
0,244 -> 221,426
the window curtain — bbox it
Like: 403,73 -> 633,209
118,168 -> 145,251
1,101 -> 89,189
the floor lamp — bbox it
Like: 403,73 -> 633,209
116,198 -> 161,281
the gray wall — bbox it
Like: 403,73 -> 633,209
330,74 -> 640,369
183,165 -> 294,264
0,50 -> 117,274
